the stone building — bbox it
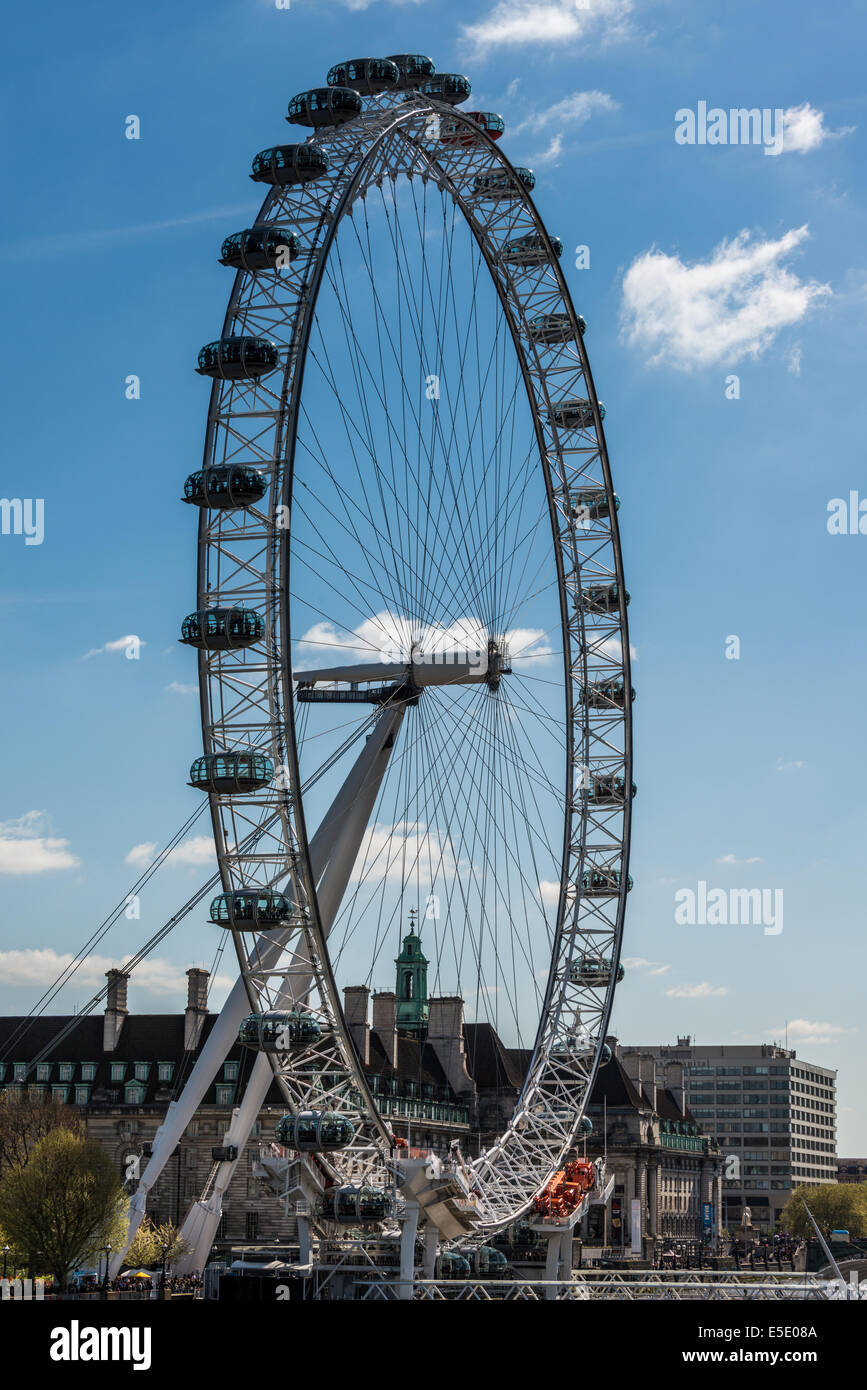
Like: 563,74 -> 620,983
579,1040 -> 723,1253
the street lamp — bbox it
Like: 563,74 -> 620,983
102,1243 -> 112,1297
159,1241 -> 169,1300
2,1245 -> 9,1280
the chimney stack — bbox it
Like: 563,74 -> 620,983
184,968 -> 210,1051
372,991 -> 397,1069
427,996 -> 474,1098
343,985 -> 370,1066
103,969 -> 130,1052
664,1059 -> 687,1117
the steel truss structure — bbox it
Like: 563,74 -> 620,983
119,61 -> 633,1272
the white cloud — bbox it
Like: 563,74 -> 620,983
516,90 -> 619,135
768,102 -> 856,158
786,343 -> 803,375
539,879 -> 560,905
165,681 -> 198,696
82,634 -> 145,660
533,134 -> 565,165
624,956 -> 671,975
620,226 -> 831,371
0,811 -> 79,875
715,853 -> 763,866
0,947 -> 234,997
352,821 -> 457,884
294,613 -> 551,671
666,981 -> 728,998
771,1018 -> 855,1046
775,756 -> 806,771
338,0 -> 422,7
125,835 -> 215,869
462,0 -> 635,57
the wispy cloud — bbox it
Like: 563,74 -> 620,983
624,956 -> 671,975
666,981 -> 728,998
165,681 -> 198,696
125,836 -> 215,869
775,756 -> 806,772
462,0 -> 636,58
81,635 -> 145,661
768,102 -> 856,158
621,226 -> 831,371
715,853 -> 763,866
766,1018 -> 855,1046
0,812 -> 79,875
0,205 -> 259,263
0,947 -> 233,997
515,90 -> 619,135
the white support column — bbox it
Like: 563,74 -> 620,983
398,1200 -> 420,1300
422,1224 -> 438,1280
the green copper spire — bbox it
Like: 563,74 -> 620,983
395,908 -> 429,1032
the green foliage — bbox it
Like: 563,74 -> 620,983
0,1129 -> 126,1290
780,1184 -> 867,1239
125,1218 -> 191,1270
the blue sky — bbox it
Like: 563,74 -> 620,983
0,0 -> 865,1148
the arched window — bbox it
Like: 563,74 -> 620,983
403,972 -> 413,1001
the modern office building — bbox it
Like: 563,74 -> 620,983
621,1038 -> 837,1233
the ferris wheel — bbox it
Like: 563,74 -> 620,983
183,53 -> 633,1243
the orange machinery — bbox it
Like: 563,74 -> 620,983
533,1160 -> 596,1221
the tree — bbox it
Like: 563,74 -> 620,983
0,1091 -> 80,1175
0,1129 -> 126,1291
780,1184 -> 867,1240
125,1218 -> 190,1271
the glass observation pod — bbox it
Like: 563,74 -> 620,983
599,1043 -> 613,1066
579,678 -> 633,709
550,398 -> 605,429
210,891 -> 294,929
180,608 -> 264,651
286,87 -> 363,129
473,1246 -> 508,1276
500,232 -> 563,266
569,489 -> 619,522
274,1111 -> 356,1152
585,773 -> 637,805
527,313 -> 579,346
189,751 -> 274,794
196,337 -> 280,382
238,1009 -> 321,1052
326,58 -> 400,95
580,866 -> 634,896
183,465 -> 267,510
386,53 -> 436,89
577,1116 -> 593,1136
473,166 -> 535,200
219,227 -> 299,272
250,144 -> 329,187
316,1186 -> 393,1223
435,1251 -> 472,1280
580,582 -> 630,613
439,111 -> 505,146
569,956 -> 626,987
417,73 -> 472,105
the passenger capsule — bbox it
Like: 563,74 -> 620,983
577,1116 -> 594,1136
250,144 -> 329,186
527,313 -> 577,346
219,227 -> 299,271
435,1251 -> 472,1280
580,867 -> 633,897
316,1184 -> 392,1222
599,1043 -> 613,1066
189,751 -> 274,794
287,87 -> 362,129
569,955 -> 625,987
210,890 -> 293,929
473,1246 -> 508,1276
473,166 -> 535,200
570,489 -> 619,523
386,53 -> 436,89
196,337 -> 280,381
326,58 -> 399,95
550,398 -> 605,429
439,111 -> 504,146
275,1110 -> 356,1152
238,1009 -> 321,1051
579,583 -> 630,613
585,773 -> 637,805
417,73 -> 472,105
579,678 -> 632,709
501,231 -> 563,266
183,465 -> 267,510
180,608 -> 265,651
